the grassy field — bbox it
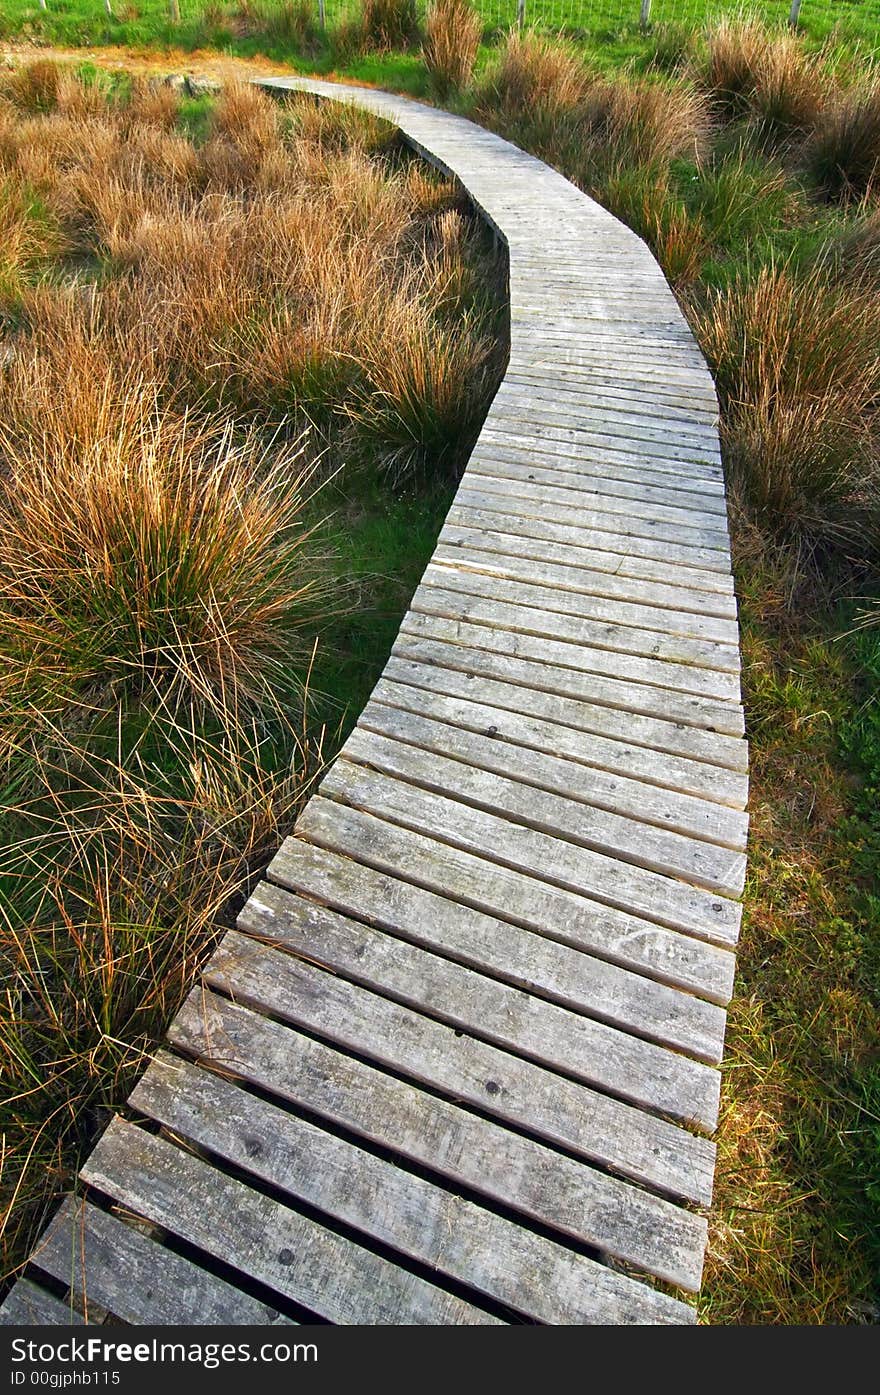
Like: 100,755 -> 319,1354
1,4 -> 879,1325
3,0 -> 880,76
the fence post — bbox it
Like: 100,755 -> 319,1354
318,0 -> 326,26
639,0 -> 651,31
517,0 -> 525,29
788,0 -> 802,26
169,0 -> 181,20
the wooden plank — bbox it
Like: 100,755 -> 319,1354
465,456 -> 726,522
33,1198 -> 293,1326
436,530 -> 737,622
316,761 -> 742,947
483,401 -> 723,469
397,616 -> 744,740
296,797 -> 735,1011
468,445 -> 724,509
374,665 -> 748,802
201,932 -> 712,1282
410,586 -> 742,703
445,505 -> 736,597
240,874 -> 719,1128
452,492 -> 732,577
0,1278 -> 85,1326
386,638 -> 748,765
349,711 -> 746,891
133,1052 -> 695,1325
269,830 -> 728,1065
81,1119 -> 498,1325
469,449 -> 726,514
170,988 -> 702,1305
501,365 -> 719,418
469,448 -> 726,510
456,479 -> 731,554
427,555 -> 740,648
358,691 -> 748,853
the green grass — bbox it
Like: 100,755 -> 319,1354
2,0 -> 880,74
702,582 -> 880,1322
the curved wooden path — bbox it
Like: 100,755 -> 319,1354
1,79 -> 747,1326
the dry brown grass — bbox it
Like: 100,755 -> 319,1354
480,30 -> 593,119
584,75 -> 711,169
0,72 -> 500,476
423,0 -> 482,98
807,79 -> 880,201
0,62 -> 505,1285
0,379 -> 327,717
690,261 -> 880,553
697,16 -> 828,143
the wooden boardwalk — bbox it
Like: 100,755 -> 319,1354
1,79 -> 747,1326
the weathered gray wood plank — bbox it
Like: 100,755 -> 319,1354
295,797 -> 736,1013
170,989 -> 703,1304
81,1119 -> 499,1325
356,695 -> 747,857
200,935 -> 711,1285
0,1278 -> 85,1326
33,1198 -> 293,1326
133,1052 -> 694,1324
395,617 -> 745,736
435,534 -> 737,628
384,645 -> 748,769
239,874 -> 719,1129
319,761 -> 743,946
268,832 -> 728,1067
444,507 -> 736,597
409,587 -> 742,702
427,556 -> 740,648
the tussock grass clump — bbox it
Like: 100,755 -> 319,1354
806,81 -> 880,201
423,0 -> 483,99
697,16 -> 827,144
582,75 -> 710,170
348,0 -> 421,53
0,386 -> 327,716
480,30 -> 592,119
126,76 -> 182,130
3,59 -> 61,114
691,262 -> 880,553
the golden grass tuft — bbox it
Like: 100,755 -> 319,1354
585,75 -> 711,169
423,0 -> 483,98
807,79 -> 880,201
481,29 -> 593,118
698,16 -> 828,142
0,383 -> 328,716
690,261 -> 880,553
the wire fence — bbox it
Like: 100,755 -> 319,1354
17,0 -> 880,54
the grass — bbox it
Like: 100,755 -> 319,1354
0,64 -> 505,1283
702,574 -> 880,1323
423,0 -> 482,98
